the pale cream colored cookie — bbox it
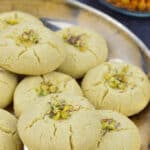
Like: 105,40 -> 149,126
57,26 -> 108,78
18,97 -> 140,150
82,61 -> 150,116
14,71 -> 83,117
0,24 -> 66,75
0,11 -> 43,32
0,109 -> 22,150
94,110 -> 141,150
0,68 -> 18,108
18,94 -> 96,150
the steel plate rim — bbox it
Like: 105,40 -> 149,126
67,0 -> 150,59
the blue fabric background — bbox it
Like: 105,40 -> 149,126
78,0 -> 150,49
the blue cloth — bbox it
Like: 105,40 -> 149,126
78,0 -> 150,49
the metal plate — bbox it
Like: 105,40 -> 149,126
1,0 -> 148,150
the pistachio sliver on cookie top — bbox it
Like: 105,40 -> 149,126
48,99 -> 78,120
5,13 -> 20,25
63,33 -> 87,51
101,118 -> 120,136
104,65 -> 129,90
36,81 -> 60,96
16,29 -> 39,47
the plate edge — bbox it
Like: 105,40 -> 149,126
67,0 -> 150,60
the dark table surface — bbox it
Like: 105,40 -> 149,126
78,0 -> 150,49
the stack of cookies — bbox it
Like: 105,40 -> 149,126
0,11 -> 149,150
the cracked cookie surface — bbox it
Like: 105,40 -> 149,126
94,110 -> 140,150
0,24 -> 66,75
57,26 -> 108,79
82,61 -> 150,116
18,94 -> 95,150
18,104 -> 140,150
14,71 -> 83,117
0,68 -> 18,108
0,11 -> 42,32
0,109 -> 22,150
0,11 -> 43,33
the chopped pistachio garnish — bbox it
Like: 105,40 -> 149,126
5,14 -> 19,25
104,65 -> 129,90
17,29 -> 39,47
49,100 -> 74,120
101,118 -> 120,135
5,18 -> 19,25
63,33 -> 86,51
36,81 -> 59,96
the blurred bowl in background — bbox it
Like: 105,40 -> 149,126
98,0 -> 150,17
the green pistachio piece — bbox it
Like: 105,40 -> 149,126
5,14 -> 19,25
17,29 -> 39,47
6,18 -> 19,25
63,33 -> 86,51
49,100 -> 75,120
53,112 -> 61,120
104,66 -> 129,90
49,85 -> 58,93
61,111 -> 70,119
36,81 -> 59,96
101,118 -> 120,133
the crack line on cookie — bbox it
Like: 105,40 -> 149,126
69,125 -> 74,150
92,81 -> 103,86
97,127 -> 131,149
88,48 -> 99,62
33,49 -> 40,63
100,88 -> 109,104
0,125 -> 15,135
17,49 -> 28,59
48,41 -> 62,56
23,88 -> 35,94
96,139 -> 101,149
25,110 -> 50,129
53,123 -> 57,137
1,56 -> 14,69
60,78 -> 74,92
0,80 -> 9,85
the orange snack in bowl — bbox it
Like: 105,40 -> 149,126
147,1 -> 150,10
107,0 -> 150,11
